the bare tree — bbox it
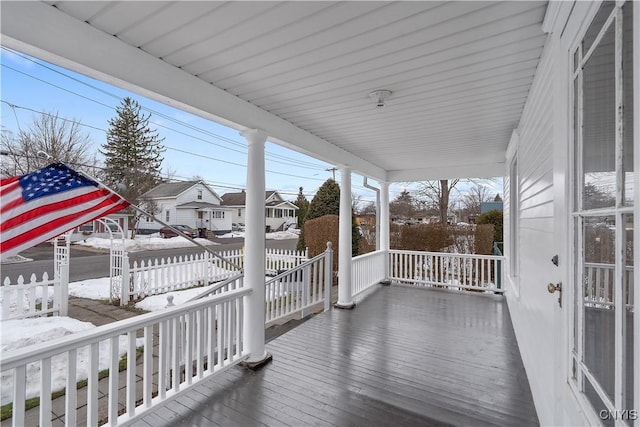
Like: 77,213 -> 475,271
359,201 -> 377,216
463,184 -> 494,215
0,111 -> 95,176
351,192 -> 363,212
416,180 -> 460,223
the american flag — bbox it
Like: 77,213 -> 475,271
1,163 -> 130,259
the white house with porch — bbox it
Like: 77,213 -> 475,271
221,190 -> 298,232
1,2 -> 638,426
138,180 -> 232,235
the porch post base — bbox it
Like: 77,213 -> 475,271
334,302 -> 356,310
379,280 -> 391,286
239,353 -> 273,371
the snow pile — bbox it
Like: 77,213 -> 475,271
218,230 -> 299,240
74,235 -> 219,252
0,317 -> 139,404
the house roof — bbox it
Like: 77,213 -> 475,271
221,191 -> 281,206
141,181 -> 200,199
142,180 -> 222,202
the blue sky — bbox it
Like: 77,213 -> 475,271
0,47 -> 502,207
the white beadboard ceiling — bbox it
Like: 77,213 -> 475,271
1,1 -> 548,182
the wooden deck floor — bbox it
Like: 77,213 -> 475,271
138,285 -> 539,427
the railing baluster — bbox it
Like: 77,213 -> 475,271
87,342 -> 99,427
171,317 -> 180,392
12,365 -> 26,427
185,312 -> 193,386
66,349 -> 77,427
143,325 -> 153,408
108,336 -> 119,425
39,357 -> 52,427
196,309 -> 204,379
127,331 -> 137,417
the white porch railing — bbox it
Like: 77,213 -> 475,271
583,262 -> 634,308
1,271 -> 68,320
1,287 -> 250,427
351,250 -> 387,297
184,273 -> 245,302
388,250 -> 504,293
265,243 -> 332,326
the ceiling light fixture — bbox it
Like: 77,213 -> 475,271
369,89 -> 392,108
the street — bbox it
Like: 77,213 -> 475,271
1,237 -> 299,283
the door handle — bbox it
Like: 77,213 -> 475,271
547,282 -> 561,293
547,282 -> 562,307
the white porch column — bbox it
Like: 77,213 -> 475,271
379,182 -> 391,282
239,128 -> 271,367
336,166 -> 355,309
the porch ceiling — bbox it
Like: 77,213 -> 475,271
1,1 -> 548,182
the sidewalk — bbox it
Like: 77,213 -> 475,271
68,296 -> 144,327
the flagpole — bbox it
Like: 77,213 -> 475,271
69,164 -> 242,271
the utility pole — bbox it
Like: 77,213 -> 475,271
325,167 -> 337,180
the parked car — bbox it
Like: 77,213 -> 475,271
232,223 -> 246,232
159,225 -> 197,238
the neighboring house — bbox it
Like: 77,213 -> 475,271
480,201 -> 503,213
221,190 -> 298,232
138,181 -> 232,235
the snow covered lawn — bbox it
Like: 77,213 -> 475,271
0,317 -> 140,404
73,235 -> 219,252
218,230 -> 299,240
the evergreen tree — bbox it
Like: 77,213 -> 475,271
390,190 -> 416,219
306,179 -> 340,220
101,97 -> 165,233
294,187 -> 310,251
305,178 -> 360,256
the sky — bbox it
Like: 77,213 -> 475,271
0,46 -> 502,208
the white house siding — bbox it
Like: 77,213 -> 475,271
504,34 -> 560,426
209,210 -> 232,232
176,209 -> 196,227
229,207 -> 244,224
179,186 -> 219,205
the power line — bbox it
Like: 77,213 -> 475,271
1,47 -> 329,170
0,100 -> 333,184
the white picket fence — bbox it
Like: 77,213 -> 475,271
123,248 -> 308,304
0,268 -> 69,321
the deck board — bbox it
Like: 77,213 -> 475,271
140,285 -> 539,426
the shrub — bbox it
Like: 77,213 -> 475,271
476,209 -> 503,243
474,224 -> 495,255
304,215 -> 339,273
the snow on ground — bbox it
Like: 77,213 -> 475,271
73,235 -> 219,252
0,316 -> 140,403
68,277 -> 113,300
218,230 -> 299,240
